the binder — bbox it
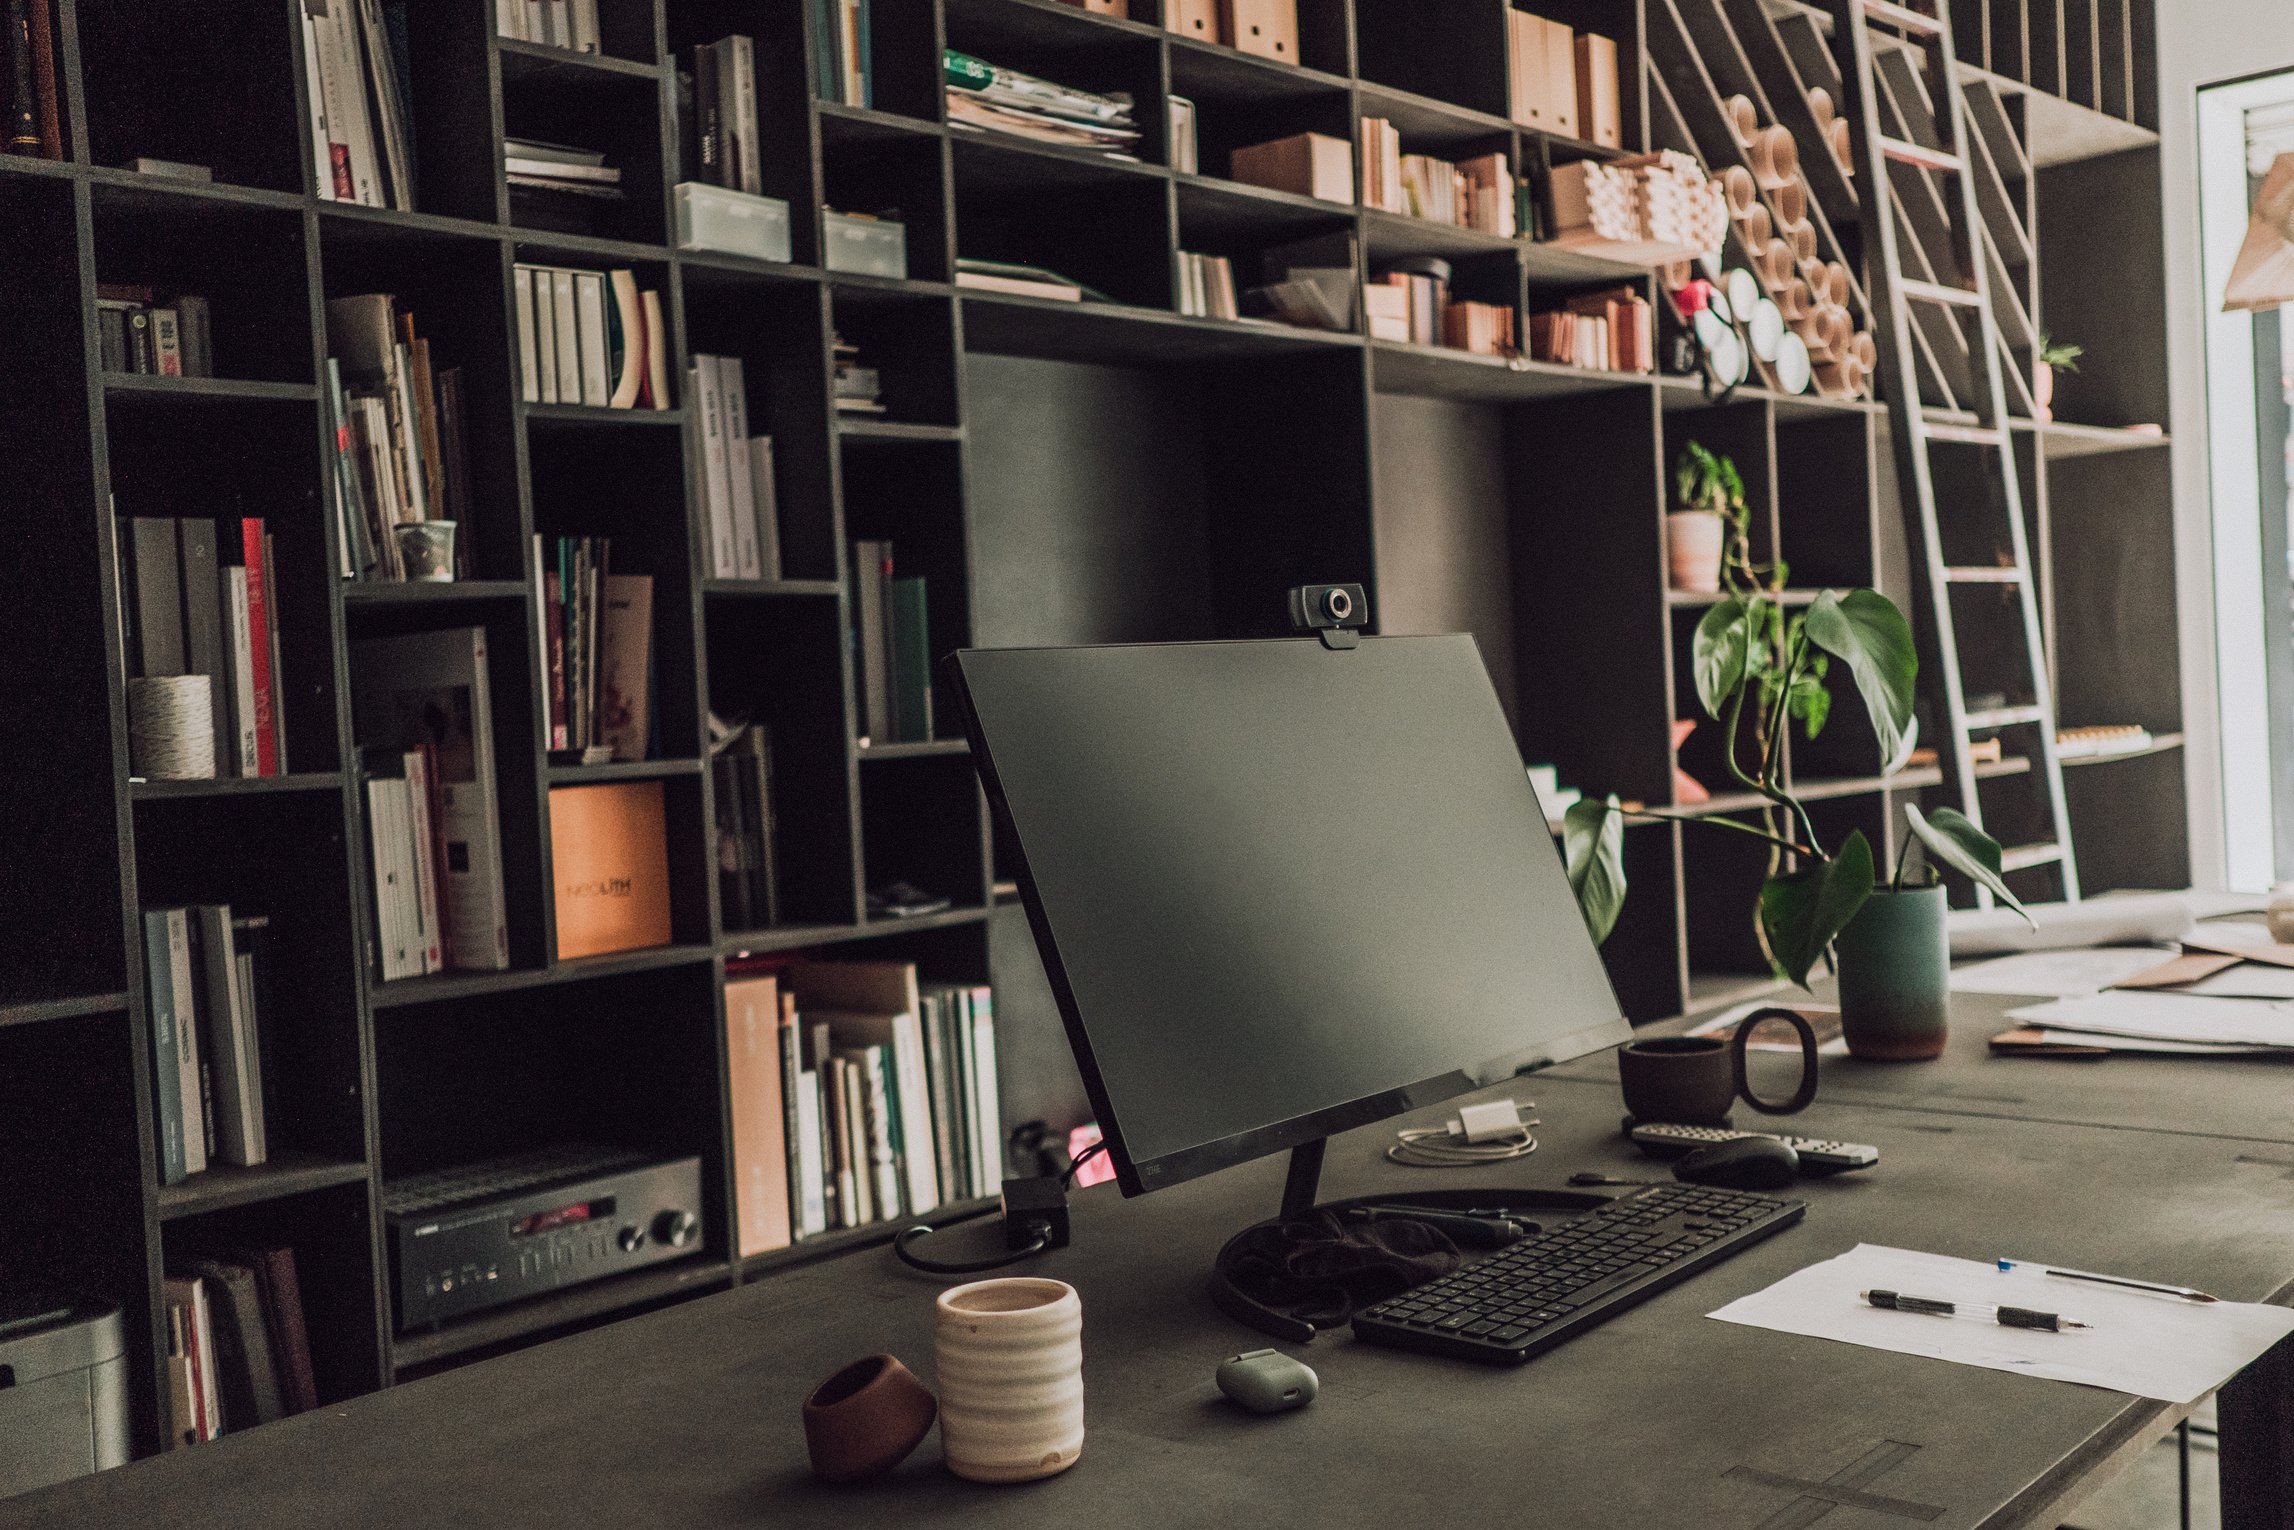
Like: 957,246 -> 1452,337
1220,0 -> 1297,62
1164,0 -> 1218,41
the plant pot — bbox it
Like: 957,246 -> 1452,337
934,1278 -> 1084,1484
801,1354 -> 938,1483
2033,359 -> 2054,422
1834,884 -> 1950,1060
1667,510 -> 1725,593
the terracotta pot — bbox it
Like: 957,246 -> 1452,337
1737,202 -> 1773,251
2033,359 -> 2054,421
935,1278 -> 1084,1484
1722,164 -> 1758,217
1806,86 -> 1836,128
1829,117 -> 1855,176
802,1354 -> 939,1483
1667,510 -> 1725,594
1835,885 -> 1950,1060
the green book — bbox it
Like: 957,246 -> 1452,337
889,575 -> 932,743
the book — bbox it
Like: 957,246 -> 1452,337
573,270 -> 611,405
155,908 -> 209,1177
164,1303 -> 198,1449
747,438 -> 781,580
189,1259 -> 285,1430
194,904 -> 266,1167
361,756 -> 418,980
597,573 -> 652,762
791,1020 -> 828,1237
402,747 -> 446,971
852,540 -> 892,744
642,290 -> 670,407
889,575 -> 932,743
790,961 -> 939,1216
718,356 -> 763,579
174,518 -> 226,773
143,910 -> 188,1185
726,974 -> 794,1257
352,627 -> 511,970
160,1276 -> 219,1444
968,985 -> 1003,1195
127,517 -> 185,678
549,780 -> 673,959
239,519 -> 281,775
693,357 -> 736,577
608,269 -> 645,409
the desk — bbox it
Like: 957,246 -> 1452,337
19,1011 -> 2294,1530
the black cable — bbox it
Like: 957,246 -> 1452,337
893,1214 -> 1054,1275
1062,1139 -> 1108,1187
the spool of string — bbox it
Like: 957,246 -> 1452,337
127,675 -> 216,781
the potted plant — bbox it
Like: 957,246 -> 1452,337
1667,442 -> 1738,595
1564,514 -> 2030,1058
2033,333 -> 2082,422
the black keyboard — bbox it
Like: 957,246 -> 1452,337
1352,1183 -> 1804,1364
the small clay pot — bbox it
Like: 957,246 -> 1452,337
802,1354 -> 939,1483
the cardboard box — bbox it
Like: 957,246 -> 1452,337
1165,0 -> 1219,40
1229,132 -> 1353,204
1057,0 -> 1126,12
1575,32 -> 1621,149
1508,9 -> 1542,127
549,781 -> 673,959
1220,0 -> 1298,63
1541,17 -> 1578,139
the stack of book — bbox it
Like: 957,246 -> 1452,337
162,1248 -> 318,1449
1443,299 -> 1518,357
690,354 -> 781,580
532,537 -> 653,763
300,0 -> 415,210
505,138 -> 624,211
325,294 -> 475,582
685,35 -> 761,192
514,264 -> 671,410
494,0 -> 600,51
711,714 -> 781,933
851,540 -> 932,746
1528,285 -> 1655,372
722,961 -> 1004,1254
351,627 -> 511,979
119,515 -> 289,779
944,49 -> 1138,158
954,257 -> 1095,303
1361,122 -> 1517,238
5,0 -> 61,160
140,907 -> 273,1186
812,0 -> 873,108
1177,252 -> 1239,319
832,331 -> 882,414
96,286 -> 212,378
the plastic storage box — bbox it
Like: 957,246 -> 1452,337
823,212 -> 908,279
674,182 -> 793,264
0,1296 -> 129,1497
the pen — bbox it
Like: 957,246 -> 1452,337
1862,1289 -> 2091,1331
1994,1259 -> 2218,1304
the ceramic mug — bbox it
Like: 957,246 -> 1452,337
934,1278 -> 1084,1484
1618,1009 -> 1821,1125
801,1354 -> 938,1483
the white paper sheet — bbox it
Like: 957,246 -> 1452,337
1951,946 -> 2178,997
1708,1244 -> 2294,1403
2026,1028 -> 2287,1056
2006,991 -> 2294,1048
1949,892 -> 2197,957
2176,965 -> 2294,1000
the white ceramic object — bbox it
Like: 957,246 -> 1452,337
1774,331 -> 1812,394
1747,297 -> 1785,362
1667,510 -> 1726,594
1710,326 -> 1749,386
1724,267 -> 1761,321
934,1278 -> 1084,1484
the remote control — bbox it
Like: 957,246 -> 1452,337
1629,1121 -> 1878,1174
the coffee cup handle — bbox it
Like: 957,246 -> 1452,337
1730,1007 -> 1820,1115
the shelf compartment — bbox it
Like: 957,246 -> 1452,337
501,61 -> 669,246
943,0 -> 1170,166
963,290 -> 1362,364
861,753 -> 990,914
824,130 -> 954,285
0,993 -> 130,1031
682,278 -> 839,583
1173,174 -> 1358,249
90,190 -> 317,387
341,579 -> 534,608
75,0 -> 308,194
131,773 -> 346,800
1370,341 -> 1649,403
157,1153 -> 371,1222
1354,3 -> 1512,124
496,37 -> 663,88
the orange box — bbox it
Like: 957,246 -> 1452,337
1220,0 -> 1298,62
1229,131 -> 1353,203
1055,0 -> 1126,13
549,780 -> 673,959
1165,0 -> 1218,40
1575,32 -> 1621,149
1541,17 -> 1579,139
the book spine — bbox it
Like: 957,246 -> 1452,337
240,520 -> 278,777
852,541 -> 889,745
919,992 -> 958,1205
143,911 -> 187,1185
256,1247 -> 320,1415
892,1010 -> 938,1214
152,307 -> 183,377
693,42 -> 721,186
889,575 -> 931,744
778,994 -> 815,1239
794,1064 -> 826,1237
296,6 -> 339,199
128,516 -> 185,678
550,270 -> 580,406
195,905 -> 263,1168
176,519 -> 232,772
694,358 -> 736,578
749,437 -> 781,581
970,985 -> 1002,1196
7,0 -> 37,153
28,0 -> 59,159
222,569 -> 260,775
731,34 -> 760,194
166,909 -> 207,1177
719,357 -> 762,580
402,749 -> 445,973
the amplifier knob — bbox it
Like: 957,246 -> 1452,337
653,1210 -> 698,1248
618,1225 -> 646,1253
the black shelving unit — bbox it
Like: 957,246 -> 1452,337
0,0 -> 2177,1467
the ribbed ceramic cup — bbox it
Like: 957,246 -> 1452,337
934,1278 -> 1084,1484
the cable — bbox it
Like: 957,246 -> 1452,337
893,1214 -> 1055,1275
1386,1113 -> 1540,1168
1062,1139 -> 1108,1186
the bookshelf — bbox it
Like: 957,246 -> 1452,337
0,0 -> 2174,1464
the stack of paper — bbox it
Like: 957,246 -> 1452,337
1984,913 -> 2294,1055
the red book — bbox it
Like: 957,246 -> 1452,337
246,1246 -> 320,1415
240,519 -> 278,777
28,0 -> 60,161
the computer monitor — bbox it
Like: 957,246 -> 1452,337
948,633 -> 1631,1213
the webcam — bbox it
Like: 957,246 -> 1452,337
1288,583 -> 1367,633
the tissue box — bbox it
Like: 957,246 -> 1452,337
674,183 -> 793,263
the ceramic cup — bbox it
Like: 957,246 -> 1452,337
1618,1011 -> 1820,1126
126,675 -> 217,781
802,1354 -> 939,1483
934,1278 -> 1084,1484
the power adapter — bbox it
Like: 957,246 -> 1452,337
1000,1175 -> 1070,1252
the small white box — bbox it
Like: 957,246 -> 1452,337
823,212 -> 908,279
674,182 -> 793,263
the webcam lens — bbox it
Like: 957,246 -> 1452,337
1324,589 -> 1353,621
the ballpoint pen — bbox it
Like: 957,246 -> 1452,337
1995,1259 -> 2218,1304
1862,1289 -> 2091,1331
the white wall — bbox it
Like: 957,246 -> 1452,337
2159,0 -> 2294,887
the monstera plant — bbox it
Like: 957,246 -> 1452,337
1563,464 -> 2026,988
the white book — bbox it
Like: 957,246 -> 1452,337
522,0 -> 544,43
300,3 -> 336,200
573,271 -> 611,406
532,269 -> 560,404
365,776 -> 411,980
194,905 -> 265,1168
729,35 -> 761,193
819,1009 -> 939,1216
719,357 -> 762,578
163,910 -> 207,1177
970,986 -> 1002,1198
794,1069 -> 827,1236
401,749 -> 445,973
495,0 -> 521,39
642,290 -> 670,408
390,342 -> 429,521
748,437 -> 781,581
352,628 -> 512,971
220,568 -> 260,776
163,1277 -> 220,1443
232,945 -> 267,1164
832,1058 -> 865,1226
164,1304 -> 197,1449
570,0 -> 599,51
550,270 -> 582,406
854,1049 -> 900,1219
514,266 -> 539,402
692,359 -> 737,577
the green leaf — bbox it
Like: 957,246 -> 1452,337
1804,589 -> 1919,772
1900,802 -> 2031,921
1693,597 -> 1749,719
1759,829 -> 1876,987
1787,670 -> 1831,737
1563,796 -> 1628,946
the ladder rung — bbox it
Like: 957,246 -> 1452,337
1861,0 -> 1947,36
1920,417 -> 2005,445
1880,135 -> 1965,173
1999,843 -> 2066,872
1943,565 -> 2024,583
1899,278 -> 1982,308
1964,705 -> 2046,730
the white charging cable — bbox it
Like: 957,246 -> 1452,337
1386,1099 -> 1539,1167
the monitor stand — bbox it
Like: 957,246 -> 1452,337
1206,1138 -> 1612,1344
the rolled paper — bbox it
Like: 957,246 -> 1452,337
1774,179 -> 1807,228
1806,86 -> 1835,129
1852,330 -> 1877,370
1789,220 -> 1818,262
1779,277 -> 1810,320
1737,202 -> 1773,250
1824,260 -> 1851,307
1725,94 -> 1760,148
1750,125 -> 1799,189
1722,163 -> 1758,216
1830,117 -> 1855,176
1761,237 -> 1796,288
1814,359 -> 1851,395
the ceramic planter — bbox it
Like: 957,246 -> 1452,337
934,1277 -> 1084,1483
800,1354 -> 937,1483
1834,884 -> 1950,1060
1667,510 -> 1725,593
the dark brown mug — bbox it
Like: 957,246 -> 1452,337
1617,1008 -> 1821,1125
801,1354 -> 938,1483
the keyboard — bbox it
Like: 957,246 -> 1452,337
1352,1183 -> 1804,1364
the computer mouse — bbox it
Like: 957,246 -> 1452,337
1672,1136 -> 1799,1190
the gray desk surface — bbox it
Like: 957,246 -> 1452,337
22,1068 -> 2294,1530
